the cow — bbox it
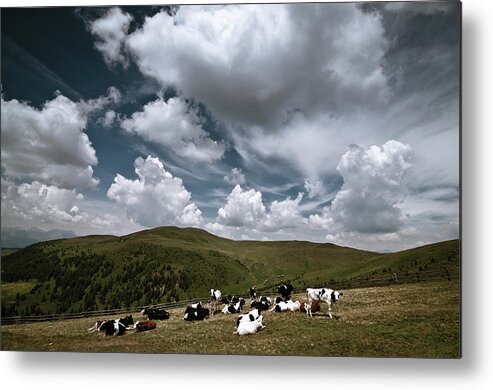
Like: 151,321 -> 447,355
141,307 -> 170,320
236,308 -> 261,327
221,298 -> 246,314
98,320 -> 127,336
209,289 -> 222,315
250,300 -> 270,311
300,301 -> 321,315
306,287 -> 343,318
277,284 -> 294,300
190,301 -> 203,309
135,320 -> 157,332
235,315 -> 265,336
249,286 -> 256,302
88,315 -> 133,332
286,300 -> 301,312
271,301 -> 289,312
183,307 -> 209,321
119,315 -> 134,327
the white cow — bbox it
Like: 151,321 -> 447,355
236,308 -> 261,327
306,287 -> 342,318
235,315 -> 265,336
286,299 -> 301,312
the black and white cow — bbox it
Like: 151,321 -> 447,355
235,315 -> 265,336
306,287 -> 343,318
98,320 -> 127,336
236,308 -> 261,327
277,284 -> 294,299
141,307 -> 170,320
250,296 -> 272,311
183,307 -> 209,321
221,298 -> 246,314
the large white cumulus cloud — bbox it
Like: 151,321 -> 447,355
107,155 -> 202,227
310,140 -> 413,234
1,94 -> 100,188
121,97 -> 225,163
214,184 -> 304,232
125,4 -> 388,128
1,181 -> 86,225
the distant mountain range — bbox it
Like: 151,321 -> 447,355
1,227 -> 77,248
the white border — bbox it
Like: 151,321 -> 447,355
2,0 -> 492,389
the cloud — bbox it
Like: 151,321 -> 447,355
217,185 -> 266,227
261,192 -> 304,232
107,155 -> 202,227
304,179 -> 323,199
214,184 -> 304,232
100,109 -> 117,128
88,7 -> 133,68
223,168 -> 246,186
309,140 -> 413,234
1,93 -> 98,188
1,181 -> 87,226
121,97 -> 225,163
125,4 -> 389,129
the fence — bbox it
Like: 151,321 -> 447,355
1,268 -> 456,325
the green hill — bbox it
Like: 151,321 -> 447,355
1,226 -> 459,317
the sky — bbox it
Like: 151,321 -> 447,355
0,1 -> 461,252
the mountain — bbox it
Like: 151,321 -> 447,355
0,226 -> 459,317
1,227 -> 77,248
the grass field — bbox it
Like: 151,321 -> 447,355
1,280 -> 460,358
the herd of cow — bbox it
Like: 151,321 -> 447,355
87,284 -> 343,337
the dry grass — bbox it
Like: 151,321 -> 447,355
1,280 -> 460,358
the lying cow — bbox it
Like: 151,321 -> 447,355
183,307 -> 209,321
98,320 -> 127,336
236,308 -> 261,327
235,315 -> 265,336
88,315 -> 133,332
306,287 -> 343,318
135,320 -> 157,332
221,298 -> 246,314
141,307 -> 170,320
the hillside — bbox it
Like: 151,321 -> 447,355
1,226 -> 460,318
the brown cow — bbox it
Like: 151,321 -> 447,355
135,320 -> 157,332
300,301 -> 321,315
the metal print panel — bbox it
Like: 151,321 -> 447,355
0,1 -> 461,358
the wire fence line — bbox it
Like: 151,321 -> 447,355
1,269 -> 456,325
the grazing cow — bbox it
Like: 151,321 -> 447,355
209,289 -> 222,315
277,284 -> 294,299
306,287 -> 343,318
236,308 -> 261,327
183,307 -> 209,321
300,301 -> 321,315
235,315 -> 265,336
135,320 -> 157,332
221,298 -> 245,314
141,307 -> 170,320
98,320 -> 127,336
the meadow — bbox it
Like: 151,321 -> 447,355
1,280 -> 460,358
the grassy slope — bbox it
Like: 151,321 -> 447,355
1,226 -> 460,315
1,281 -> 460,358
